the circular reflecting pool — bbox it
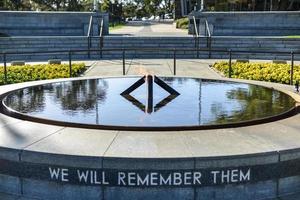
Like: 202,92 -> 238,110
0,77 -> 296,130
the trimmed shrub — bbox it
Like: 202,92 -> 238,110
213,62 -> 300,85
0,63 -> 86,85
176,18 -> 189,29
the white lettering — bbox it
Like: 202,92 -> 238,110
221,170 -> 230,183
118,172 -> 126,185
102,171 -> 109,185
160,174 -> 171,185
49,167 -> 60,180
77,170 -> 89,183
94,171 -> 101,184
231,169 -> 239,183
240,169 -> 251,181
90,171 -> 94,184
193,172 -> 202,184
128,172 -> 136,186
184,172 -> 192,185
211,171 -> 219,184
150,173 -> 158,186
173,173 -> 182,185
61,168 -> 69,182
137,174 -> 149,186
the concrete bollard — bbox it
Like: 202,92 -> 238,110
11,61 -> 25,66
48,59 -> 62,65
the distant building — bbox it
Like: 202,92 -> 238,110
175,0 -> 300,18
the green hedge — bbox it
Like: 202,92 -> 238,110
0,63 -> 86,85
213,62 -> 300,84
176,18 -> 189,29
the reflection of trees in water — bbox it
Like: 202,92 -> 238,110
5,86 -> 47,113
54,79 -> 108,112
210,85 -> 295,124
4,79 -> 109,114
163,77 -> 198,86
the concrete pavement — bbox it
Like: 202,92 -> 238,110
83,59 -> 221,78
109,21 -> 188,36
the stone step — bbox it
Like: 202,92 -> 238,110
1,36 -> 299,61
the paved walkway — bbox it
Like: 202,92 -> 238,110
83,58 -> 300,79
83,59 -> 221,78
109,21 -> 189,36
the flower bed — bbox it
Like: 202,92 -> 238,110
0,63 -> 86,85
213,62 -> 300,84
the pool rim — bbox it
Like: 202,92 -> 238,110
0,76 -> 298,132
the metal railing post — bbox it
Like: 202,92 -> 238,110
173,49 -> 176,75
69,51 -> 72,77
206,36 -> 209,47
100,37 -> 103,59
229,50 -> 232,78
197,37 -> 199,59
122,50 -> 125,75
99,18 -> 104,59
192,16 -> 199,37
87,16 -> 93,59
290,51 -> 294,85
208,37 -> 212,59
3,53 -> 7,84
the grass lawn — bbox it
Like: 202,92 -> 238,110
286,35 -> 300,38
109,23 -> 125,31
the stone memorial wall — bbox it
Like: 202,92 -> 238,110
0,11 -> 109,36
189,11 -> 300,36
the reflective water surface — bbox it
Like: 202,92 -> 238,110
2,77 -> 296,128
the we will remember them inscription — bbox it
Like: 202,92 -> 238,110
48,167 -> 251,187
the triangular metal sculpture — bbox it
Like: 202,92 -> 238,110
121,75 -> 180,113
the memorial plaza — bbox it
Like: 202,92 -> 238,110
0,1 -> 300,199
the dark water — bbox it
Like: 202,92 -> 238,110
2,77 -> 296,128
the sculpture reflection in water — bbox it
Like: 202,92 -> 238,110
120,75 -> 180,113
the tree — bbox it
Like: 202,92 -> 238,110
0,0 -> 33,10
29,0 -> 83,11
123,2 -> 137,18
101,0 -> 110,12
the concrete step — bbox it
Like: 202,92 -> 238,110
1,36 -> 299,61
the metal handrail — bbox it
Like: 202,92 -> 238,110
192,16 -> 212,58
1,47 -> 299,84
2,48 -> 300,55
192,16 -> 200,58
192,16 -> 199,37
99,18 -> 104,37
87,15 -> 93,58
87,15 -> 104,58
205,19 -> 211,37
87,16 -> 104,58
204,19 -> 212,58
87,16 -> 93,37
99,18 -> 104,58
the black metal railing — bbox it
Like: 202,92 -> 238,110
192,16 -> 212,59
192,16 -> 200,58
204,19 -> 212,58
87,15 -> 104,59
87,16 -> 93,58
1,48 -> 299,85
